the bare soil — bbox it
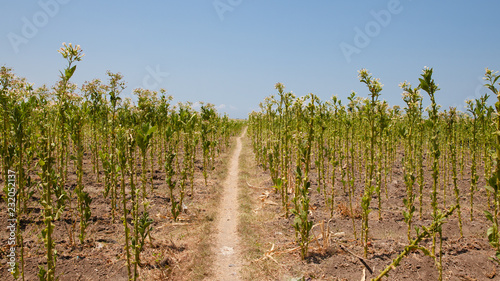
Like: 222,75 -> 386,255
1,129 -> 499,281
0,134 -> 240,280
238,133 -> 500,281
212,127 -> 246,280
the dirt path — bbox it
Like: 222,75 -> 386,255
213,127 -> 247,280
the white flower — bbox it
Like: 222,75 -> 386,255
399,81 -> 409,89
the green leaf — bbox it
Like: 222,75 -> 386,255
38,265 -> 47,281
147,124 -> 157,136
414,226 -> 420,236
487,226 -> 497,241
293,216 -> 301,226
485,210 -> 494,223
65,65 -> 77,81
486,185 -> 496,194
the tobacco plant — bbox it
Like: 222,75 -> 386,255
400,81 -> 422,242
68,101 -> 92,244
291,94 -> 316,259
116,128 -> 132,280
419,67 -> 445,279
373,205 -> 458,281
37,120 -> 58,281
446,107 -> 463,237
108,71 -> 125,222
37,43 -> 84,281
136,122 -> 157,211
358,69 -> 383,258
466,99 -> 479,221
0,43 -> 240,280
484,68 -> 500,263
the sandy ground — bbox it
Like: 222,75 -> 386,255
213,127 -> 246,280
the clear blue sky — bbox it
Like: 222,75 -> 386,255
1,0 -> 499,118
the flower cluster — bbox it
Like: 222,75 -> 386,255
58,42 -> 85,63
358,68 -> 383,98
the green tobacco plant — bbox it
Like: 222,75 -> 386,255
12,92 -> 36,214
400,81 -> 422,243
291,94 -> 317,259
136,122 -> 157,211
419,67 -> 445,280
178,104 -> 196,214
107,71 -> 125,222
37,127 -> 58,281
358,68 -> 383,258
135,88 -> 158,195
278,85 -> 294,218
37,43 -> 84,281
81,79 -> 107,182
482,100 -> 494,208
68,102 -> 92,245
483,68 -> 500,263
135,211 -> 153,252
130,210 -> 153,281
125,125 -> 152,281
116,128 -> 132,280
0,67 -> 15,189
6,71 -> 35,281
99,150 -> 113,199
136,120 -> 157,257
165,149 -> 179,220
372,205 -> 458,281
446,107 -> 463,237
416,103 -> 425,220
155,93 -> 172,169
201,104 -> 216,186
376,101 -> 389,220
466,99 -> 480,221
345,92 -> 358,239
56,43 -> 84,211
126,128 -> 141,281
326,96 -> 342,217
163,123 -> 181,220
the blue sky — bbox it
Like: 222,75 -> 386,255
1,0 -> 499,118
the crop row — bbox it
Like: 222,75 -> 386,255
0,43 -> 243,280
248,67 -> 500,280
